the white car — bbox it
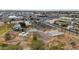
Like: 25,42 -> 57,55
19,32 -> 29,37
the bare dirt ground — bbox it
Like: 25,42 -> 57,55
46,32 -> 79,50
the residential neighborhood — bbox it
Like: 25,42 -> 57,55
0,10 -> 79,50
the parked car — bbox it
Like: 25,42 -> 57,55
18,32 -> 29,37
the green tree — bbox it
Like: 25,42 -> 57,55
31,35 -> 45,50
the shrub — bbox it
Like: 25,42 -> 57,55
4,32 -> 11,41
49,43 -> 65,50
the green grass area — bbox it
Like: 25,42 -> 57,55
0,43 -> 19,50
0,24 -> 11,36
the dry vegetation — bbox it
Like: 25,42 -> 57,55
46,32 -> 79,50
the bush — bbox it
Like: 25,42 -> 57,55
4,32 -> 11,41
49,43 -> 65,50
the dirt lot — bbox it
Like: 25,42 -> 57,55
46,32 -> 79,50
